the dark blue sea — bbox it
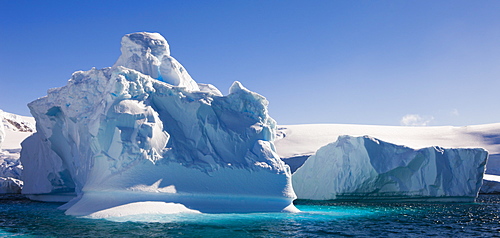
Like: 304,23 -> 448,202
1,194 -> 499,237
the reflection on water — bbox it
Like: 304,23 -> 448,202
1,195 -> 499,237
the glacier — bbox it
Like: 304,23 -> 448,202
20,32 -> 297,216
292,135 -> 488,202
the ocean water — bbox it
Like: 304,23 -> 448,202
1,195 -> 499,237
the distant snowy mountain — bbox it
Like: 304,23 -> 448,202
0,110 -> 35,150
2,111 -> 35,133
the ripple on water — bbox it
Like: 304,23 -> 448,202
1,195 -> 499,237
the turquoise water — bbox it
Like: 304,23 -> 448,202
1,195 -> 499,237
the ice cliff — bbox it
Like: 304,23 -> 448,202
20,32 -> 296,216
292,135 -> 488,202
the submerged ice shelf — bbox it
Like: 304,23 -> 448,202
20,32 -> 297,216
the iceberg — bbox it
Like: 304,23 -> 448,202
292,135 -> 488,202
275,123 -> 500,194
20,32 -> 296,216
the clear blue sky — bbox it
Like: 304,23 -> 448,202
1,1 -> 499,126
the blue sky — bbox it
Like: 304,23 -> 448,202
1,1 -> 499,126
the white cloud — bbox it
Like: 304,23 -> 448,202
400,114 -> 434,126
451,109 -> 459,116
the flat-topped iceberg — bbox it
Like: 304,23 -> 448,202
292,135 -> 488,202
20,32 -> 296,216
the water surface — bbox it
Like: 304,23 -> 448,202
1,195 -> 499,237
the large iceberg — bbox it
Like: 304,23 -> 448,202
20,32 -> 296,216
275,123 -> 500,194
292,135 -> 488,202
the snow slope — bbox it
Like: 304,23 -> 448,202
20,32 -> 296,216
292,135 -> 487,201
0,111 -> 4,148
0,110 -> 35,150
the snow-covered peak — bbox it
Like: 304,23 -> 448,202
1,111 -> 35,133
0,111 -> 4,148
0,110 -> 35,150
113,32 -> 200,91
